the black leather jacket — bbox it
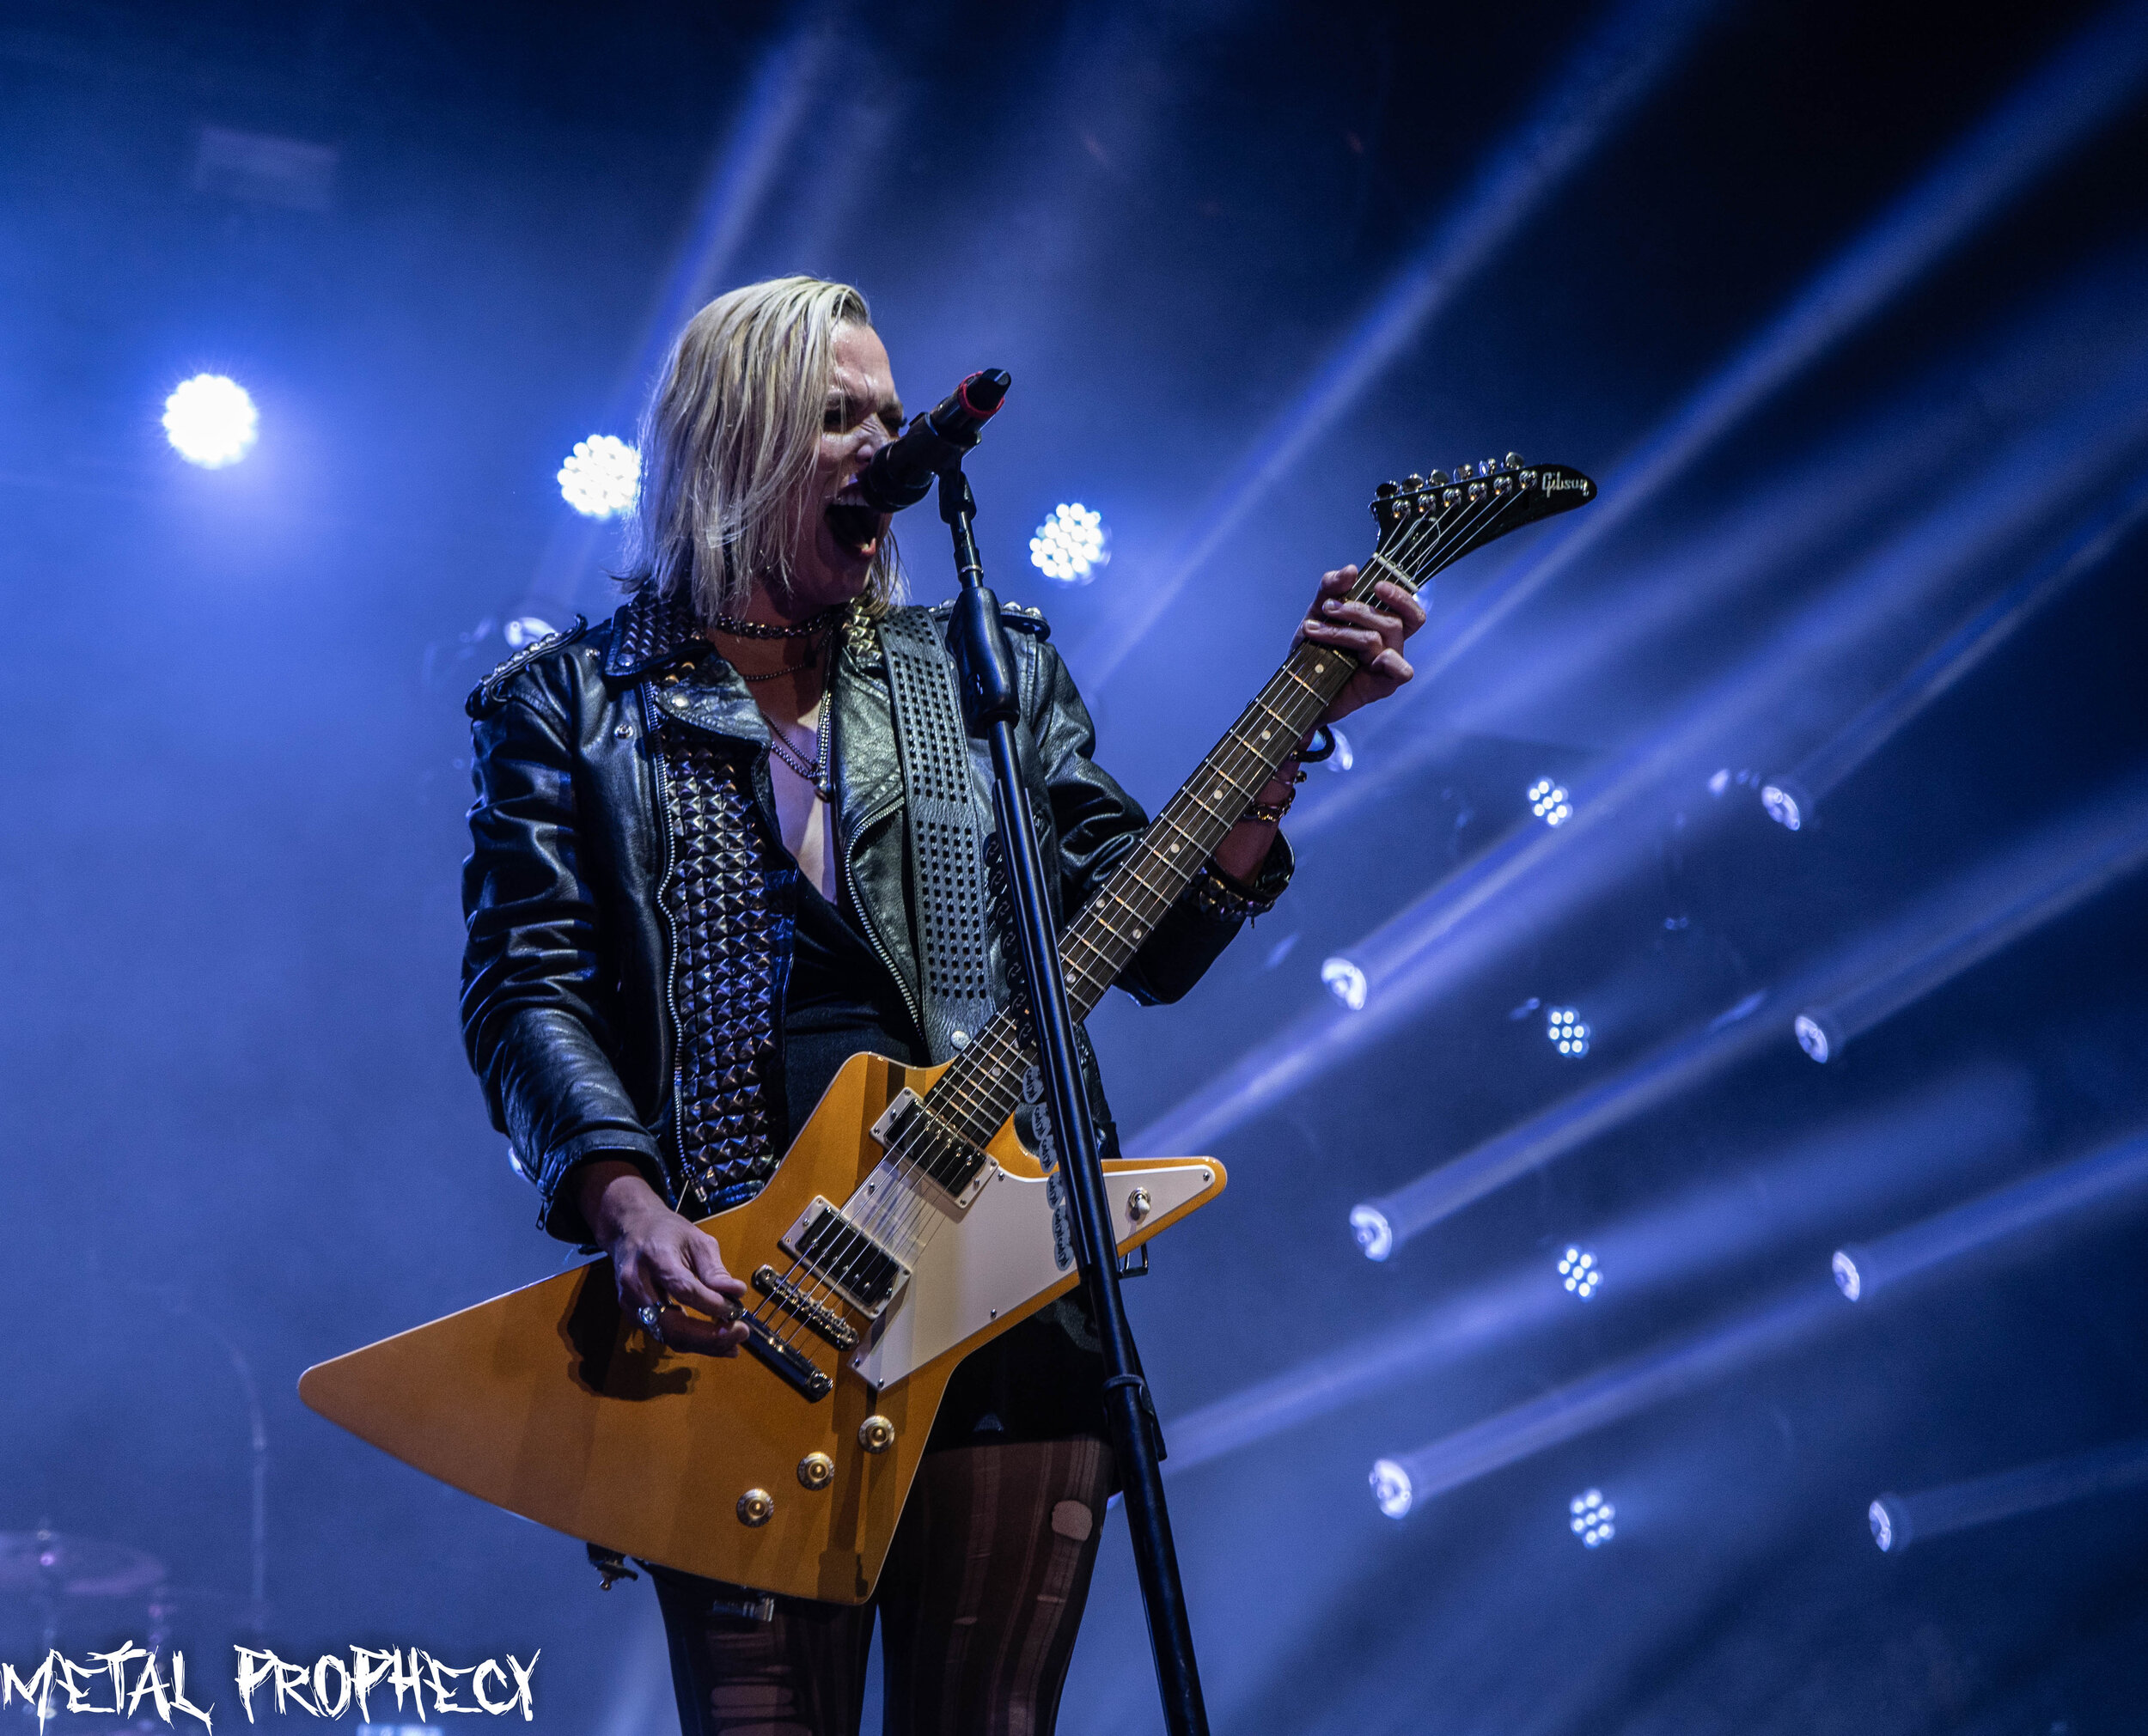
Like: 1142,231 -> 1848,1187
461,590 -> 1285,1244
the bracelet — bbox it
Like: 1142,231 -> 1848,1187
1189,843 -> 1294,922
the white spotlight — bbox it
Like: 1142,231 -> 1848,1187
1029,503 -> 1109,583
1558,1246 -> 1601,1298
558,435 -> 639,519
1761,782 -> 1804,831
503,615 -> 559,649
1868,1497 -> 1901,1552
1370,1459 -> 1414,1519
1350,1204 -> 1394,1263
1528,778 -> 1572,825
1546,1006 -> 1590,1057
1321,956 -> 1368,1011
163,374 -> 258,468
1831,1249 -> 1863,1301
1793,1010 -> 1838,1063
1569,1488 -> 1615,1547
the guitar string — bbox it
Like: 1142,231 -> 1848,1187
738,475 -> 1543,1361
740,478 -> 1535,1361
748,477 -> 1536,1357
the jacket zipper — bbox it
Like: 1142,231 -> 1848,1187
841,797 -> 925,1045
642,681 -> 693,1209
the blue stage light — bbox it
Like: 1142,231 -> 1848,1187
558,436 -> 639,518
1868,1497 -> 1899,1551
1370,1459 -> 1413,1519
1321,956 -> 1367,1011
163,374 -> 258,468
1794,1011 -> 1837,1063
1547,1006 -> 1590,1057
1831,1249 -> 1863,1300
1559,1246 -> 1601,1298
1761,780 -> 1807,831
1569,1489 -> 1615,1546
1350,1204 -> 1394,1263
1029,503 -> 1108,584
1528,778 -> 1572,825
503,615 -> 559,649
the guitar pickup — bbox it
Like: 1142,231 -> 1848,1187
870,1090 -> 997,1209
753,1264 -> 858,1351
780,1197 -> 911,1319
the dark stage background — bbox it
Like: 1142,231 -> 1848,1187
3,2 -> 2147,1731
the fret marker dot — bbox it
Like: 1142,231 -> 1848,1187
1170,842 -> 1181,853
1261,729 -> 1272,741
1314,662 -> 1327,674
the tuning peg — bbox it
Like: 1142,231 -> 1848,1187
1375,480 -> 1400,497
1504,452 -> 1523,470
1427,469 -> 1450,486
1453,461 -> 1475,480
1481,459 -> 1500,478
1401,472 -> 1425,491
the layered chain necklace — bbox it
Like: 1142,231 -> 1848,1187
709,605 -> 845,801
766,704 -> 833,802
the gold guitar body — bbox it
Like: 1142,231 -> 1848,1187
299,1051 -> 1223,1605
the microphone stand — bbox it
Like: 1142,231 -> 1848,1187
937,465 -> 1210,1736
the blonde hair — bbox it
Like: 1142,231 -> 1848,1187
623,275 -> 901,621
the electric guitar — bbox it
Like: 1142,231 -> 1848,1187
298,455 -> 1596,1603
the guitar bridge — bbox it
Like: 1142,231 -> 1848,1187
779,1197 -> 911,1319
753,1265 -> 859,1350
739,1313 -> 833,1401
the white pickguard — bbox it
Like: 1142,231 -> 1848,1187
850,1160 -> 1216,1390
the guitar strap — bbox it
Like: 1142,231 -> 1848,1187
876,606 -> 998,1064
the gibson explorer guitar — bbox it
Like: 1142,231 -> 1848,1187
299,455 -> 1596,1603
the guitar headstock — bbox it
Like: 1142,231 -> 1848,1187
1368,454 -> 1596,593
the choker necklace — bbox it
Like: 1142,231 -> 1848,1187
711,606 -> 840,641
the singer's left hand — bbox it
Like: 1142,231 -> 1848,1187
1296,565 -> 1427,722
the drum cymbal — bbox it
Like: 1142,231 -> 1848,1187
0,1532 -> 164,1599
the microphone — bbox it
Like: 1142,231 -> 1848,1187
856,369 -> 1010,513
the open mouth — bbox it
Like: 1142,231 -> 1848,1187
824,499 -> 881,557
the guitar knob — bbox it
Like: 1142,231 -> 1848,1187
859,1414 -> 896,1454
797,1453 -> 835,1490
736,1488 -> 774,1527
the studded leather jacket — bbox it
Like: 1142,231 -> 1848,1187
461,586 -> 1288,1245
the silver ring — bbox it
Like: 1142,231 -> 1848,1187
637,1303 -> 666,1343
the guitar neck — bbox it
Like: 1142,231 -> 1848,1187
921,560 -> 1414,1150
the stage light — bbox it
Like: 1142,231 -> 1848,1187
1370,1459 -> 1413,1519
558,436 -> 639,519
1569,1489 -> 1615,1546
163,374 -> 258,468
1831,1123 -> 2148,1305
1528,778 -> 1572,825
1761,781 -> 1806,831
1866,1436 -> 2148,1556
1350,1204 -> 1394,1263
503,615 -> 559,649
1163,1074 -> 2028,1478
1028,503 -> 1108,583
1559,1246 -> 1601,1298
1868,1497 -> 1899,1551
1793,1012 -> 1836,1063
1831,1249 -> 1862,1300
1321,956 -> 1367,1011
1547,1006 -> 1590,1057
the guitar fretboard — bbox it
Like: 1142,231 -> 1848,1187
919,560 -> 1410,1153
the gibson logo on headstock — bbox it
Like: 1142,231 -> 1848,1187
1544,475 -> 1592,494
